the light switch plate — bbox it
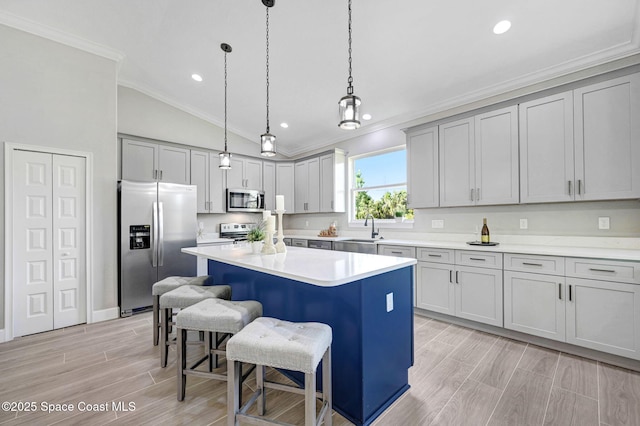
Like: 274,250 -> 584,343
520,218 -> 528,229
432,219 -> 444,229
598,217 -> 610,230
386,292 -> 394,312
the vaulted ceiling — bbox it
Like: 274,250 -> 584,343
1,0 -> 638,156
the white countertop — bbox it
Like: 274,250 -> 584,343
182,245 -> 417,287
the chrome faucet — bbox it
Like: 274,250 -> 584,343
364,214 -> 379,239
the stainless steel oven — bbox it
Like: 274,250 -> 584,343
226,189 -> 265,212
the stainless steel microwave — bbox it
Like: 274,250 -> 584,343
226,189 -> 265,212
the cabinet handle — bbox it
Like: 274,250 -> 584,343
569,284 -> 572,302
469,257 -> 486,261
476,188 -> 480,200
153,169 -> 157,180
568,180 -> 572,195
589,268 -> 616,273
449,270 -> 452,283
331,200 -> 334,210
558,283 -> 562,300
455,270 -> 459,284
428,254 -> 442,258
470,188 -> 475,201
577,179 -> 582,195
159,170 -> 163,180
390,251 -> 403,255
522,262 -> 543,267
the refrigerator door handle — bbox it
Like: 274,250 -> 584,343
152,201 -> 158,267
158,201 -> 164,266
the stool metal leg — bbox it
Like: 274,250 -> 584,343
227,360 -> 241,426
323,348 -> 333,426
153,295 -> 159,346
177,328 -> 187,401
160,307 -> 170,368
305,371 -> 316,426
257,365 -> 265,416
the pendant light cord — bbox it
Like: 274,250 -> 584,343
347,0 -> 354,95
224,49 -> 228,151
265,6 -> 271,133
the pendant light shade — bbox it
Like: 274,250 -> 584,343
219,42 -> 233,169
260,0 -> 277,157
338,0 -> 361,130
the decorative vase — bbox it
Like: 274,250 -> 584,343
251,241 -> 264,254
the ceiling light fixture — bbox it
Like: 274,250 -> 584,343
493,20 -> 511,34
280,122 -> 289,128
362,113 -> 372,120
219,43 -> 232,169
260,0 -> 277,157
191,73 -> 203,82
338,0 -> 361,130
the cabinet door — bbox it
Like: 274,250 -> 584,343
439,118 -> 475,207
474,106 -> 519,205
245,158 -> 263,190
504,271 -> 565,342
566,277 -> 640,360
209,152 -> 226,213
263,162 -> 276,211
416,262 -> 454,315
294,161 -> 308,212
121,139 -> 158,182
455,266 -> 503,327
226,158 -> 245,189
574,73 -> 640,201
406,126 -> 439,208
190,150 -> 210,213
276,163 -> 295,212
307,158 -> 320,213
158,145 -> 190,184
320,154 -> 335,212
519,92 -> 575,203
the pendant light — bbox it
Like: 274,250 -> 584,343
260,0 -> 277,157
338,0 -> 361,130
219,43 -> 233,169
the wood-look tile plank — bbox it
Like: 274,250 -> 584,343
543,387 -> 598,426
487,368 -> 553,426
414,314 -> 432,329
434,324 -> 473,347
448,330 -> 498,367
413,319 -> 449,350
518,345 -> 559,378
599,362 -> 640,426
470,338 -> 527,390
554,353 -> 598,399
409,339 -> 456,381
431,378 -> 502,426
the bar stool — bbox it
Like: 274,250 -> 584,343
152,275 -> 214,346
226,317 -> 332,426
159,284 -> 231,367
176,298 -> 263,401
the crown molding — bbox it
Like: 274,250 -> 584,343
0,11 -> 124,65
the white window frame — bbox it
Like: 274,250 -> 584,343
347,146 -> 413,229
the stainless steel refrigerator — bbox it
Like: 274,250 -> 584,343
118,180 -> 197,316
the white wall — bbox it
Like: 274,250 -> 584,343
0,24 -> 118,330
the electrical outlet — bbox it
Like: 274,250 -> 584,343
386,292 -> 394,312
305,221 -> 309,228
598,217 -> 610,230
431,219 -> 444,229
520,218 -> 528,229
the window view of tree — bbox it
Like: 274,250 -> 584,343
352,150 -> 414,220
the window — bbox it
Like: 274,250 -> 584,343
350,148 -> 414,222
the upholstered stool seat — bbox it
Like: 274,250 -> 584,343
226,317 -> 332,426
152,275 -> 214,346
176,298 -> 263,401
159,284 -> 231,367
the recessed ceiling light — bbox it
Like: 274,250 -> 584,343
191,73 -> 203,82
362,113 -> 372,120
280,123 -> 289,128
493,20 -> 511,35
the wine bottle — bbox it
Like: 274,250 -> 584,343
481,218 -> 490,244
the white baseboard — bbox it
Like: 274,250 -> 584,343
90,307 -> 120,323
0,329 -> 5,343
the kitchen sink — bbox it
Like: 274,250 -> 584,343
345,239 -> 378,244
333,239 -> 380,254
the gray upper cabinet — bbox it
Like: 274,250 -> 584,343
406,126 -> 439,208
320,151 -> 346,213
519,91 -> 575,203
122,138 -> 190,184
574,73 -> 640,201
190,150 -> 225,213
227,157 -> 263,190
276,162 -> 295,213
263,161 -> 276,211
439,106 -> 518,207
294,158 -> 320,213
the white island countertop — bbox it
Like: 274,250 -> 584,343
182,245 -> 417,287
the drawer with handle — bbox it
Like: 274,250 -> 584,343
416,247 -> 454,264
504,253 -> 564,275
565,258 -> 640,284
455,250 -> 503,269
377,245 -> 416,258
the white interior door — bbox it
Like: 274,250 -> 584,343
13,150 -> 86,336
52,154 -> 86,329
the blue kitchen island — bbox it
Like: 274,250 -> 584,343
182,245 -> 416,426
